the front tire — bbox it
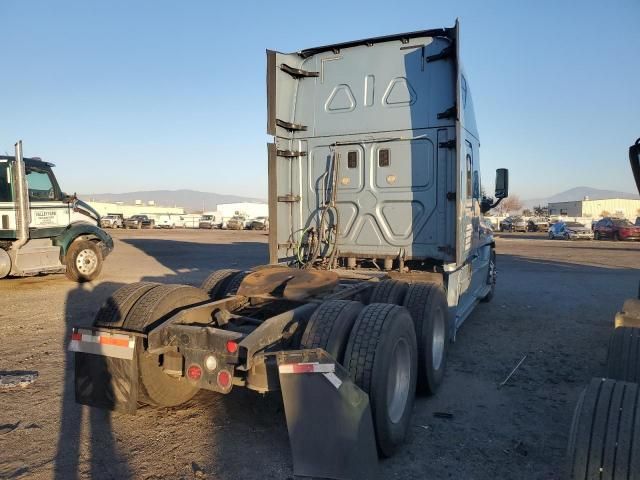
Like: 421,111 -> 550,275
344,303 -> 417,457
481,249 -> 496,303
65,240 -> 103,282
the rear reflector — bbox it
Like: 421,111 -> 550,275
68,328 -> 135,360
187,365 -> 202,381
278,362 -> 342,390
279,362 -> 335,374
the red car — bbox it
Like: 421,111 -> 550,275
594,217 -> 640,241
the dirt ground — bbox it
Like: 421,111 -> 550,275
1,229 -> 639,480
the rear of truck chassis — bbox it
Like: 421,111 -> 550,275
72,21 -> 495,480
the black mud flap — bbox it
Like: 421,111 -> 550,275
73,341 -> 140,414
277,349 -> 379,480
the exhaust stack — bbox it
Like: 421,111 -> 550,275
12,140 -> 30,251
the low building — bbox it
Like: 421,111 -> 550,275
548,198 -> 640,220
86,201 -> 185,218
217,202 -> 268,220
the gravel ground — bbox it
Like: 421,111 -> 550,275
0,229 -> 638,480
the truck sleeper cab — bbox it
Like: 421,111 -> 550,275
0,142 -> 113,281
71,21 -> 508,479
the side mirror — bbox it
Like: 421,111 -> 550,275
480,198 -> 493,214
62,192 -> 77,204
495,168 -> 509,199
630,138 -> 640,195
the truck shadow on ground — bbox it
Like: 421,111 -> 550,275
54,238 -> 271,479
121,238 -> 267,286
54,281 -> 132,480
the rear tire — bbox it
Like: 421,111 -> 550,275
606,327 -> 640,383
93,282 -> 160,328
344,303 -> 417,457
565,378 -> 640,479
200,269 -> 241,300
124,284 -> 210,407
368,279 -> 408,305
222,270 -> 248,296
403,283 -> 449,394
65,240 -> 103,282
300,300 -> 363,363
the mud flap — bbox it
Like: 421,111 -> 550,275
277,349 -> 379,480
73,334 -> 140,414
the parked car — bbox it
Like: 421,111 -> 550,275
548,221 -> 593,240
499,217 -> 512,231
100,214 -> 123,229
527,217 -> 549,232
594,217 -> 640,241
199,215 -> 220,229
500,216 -> 526,232
249,217 -> 269,230
226,216 -> 246,230
157,215 -> 179,229
124,215 -> 155,229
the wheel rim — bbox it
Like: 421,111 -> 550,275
386,338 -> 411,424
76,248 -> 98,275
432,307 -> 446,371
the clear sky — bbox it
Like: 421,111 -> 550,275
1,0 -> 638,200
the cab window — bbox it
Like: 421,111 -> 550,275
0,162 -> 11,202
26,167 -> 57,201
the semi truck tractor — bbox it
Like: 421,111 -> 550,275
71,21 -> 508,479
0,141 -> 113,282
564,139 -> 640,479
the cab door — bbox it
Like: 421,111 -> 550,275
0,160 -> 16,238
26,165 -> 70,236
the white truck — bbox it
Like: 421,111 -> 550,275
0,141 -> 113,282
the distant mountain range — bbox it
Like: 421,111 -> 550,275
81,189 -> 265,213
523,187 -> 639,209
82,186 -> 638,213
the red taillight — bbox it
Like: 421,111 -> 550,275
217,370 -> 231,388
71,332 -> 82,341
187,365 -> 202,381
226,340 -> 238,353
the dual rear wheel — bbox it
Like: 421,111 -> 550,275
299,279 -> 449,456
92,274 -> 451,458
91,282 -> 209,407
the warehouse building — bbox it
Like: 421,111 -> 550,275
548,198 -> 640,220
